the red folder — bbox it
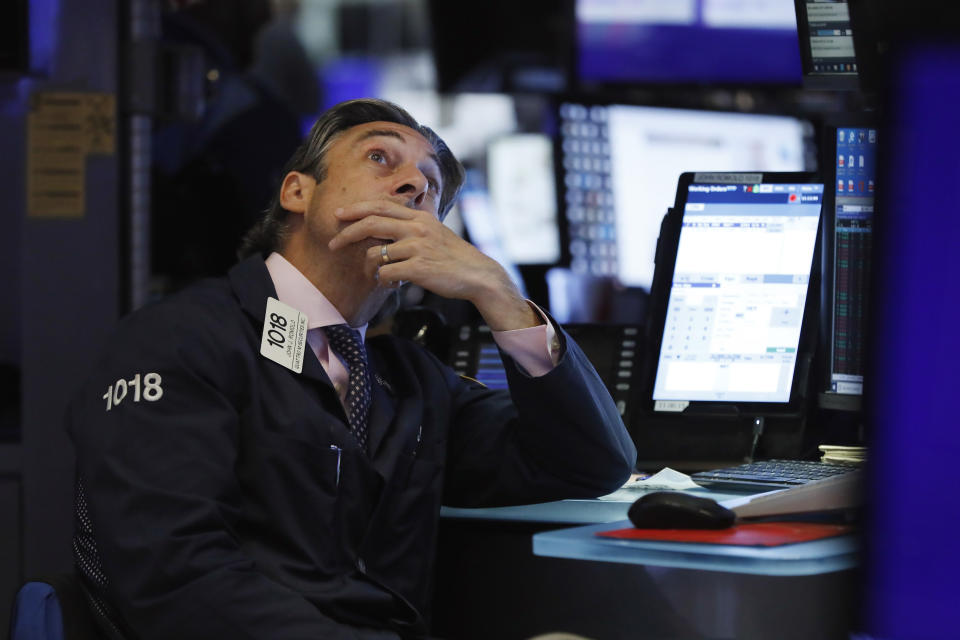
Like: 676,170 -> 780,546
596,522 -> 854,547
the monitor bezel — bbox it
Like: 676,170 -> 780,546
639,171 -> 825,421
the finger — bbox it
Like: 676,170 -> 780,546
366,242 -> 394,268
372,263 -> 405,289
375,247 -> 443,288
328,216 -> 407,250
376,262 -> 412,287
334,200 -> 420,222
365,237 -> 416,264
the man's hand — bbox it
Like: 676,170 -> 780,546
327,200 -> 541,331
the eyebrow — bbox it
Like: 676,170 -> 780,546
356,129 -> 442,177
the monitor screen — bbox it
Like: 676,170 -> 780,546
822,121 -> 878,404
558,102 -> 809,290
486,134 -> 561,265
647,172 -> 823,414
576,0 -> 803,86
794,0 -> 861,89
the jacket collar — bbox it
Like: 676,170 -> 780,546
229,254 -> 280,325
228,255 -> 331,386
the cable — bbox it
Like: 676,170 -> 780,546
745,416 -> 765,463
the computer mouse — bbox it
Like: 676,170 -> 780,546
628,491 -> 736,529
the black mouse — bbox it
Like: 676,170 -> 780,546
628,491 -> 736,529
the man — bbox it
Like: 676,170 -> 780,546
68,98 -> 636,639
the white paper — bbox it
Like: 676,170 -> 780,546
598,467 -> 704,501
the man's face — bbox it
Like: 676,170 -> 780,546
303,120 -> 444,261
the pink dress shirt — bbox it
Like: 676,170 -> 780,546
264,253 -> 559,406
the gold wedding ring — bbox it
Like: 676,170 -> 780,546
380,243 -> 391,265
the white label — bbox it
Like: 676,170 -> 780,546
693,172 -> 763,184
654,400 -> 690,412
260,297 -> 308,373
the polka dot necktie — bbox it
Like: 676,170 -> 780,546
322,324 -> 372,449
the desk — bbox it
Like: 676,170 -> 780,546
433,490 -> 859,640
438,485 -> 753,524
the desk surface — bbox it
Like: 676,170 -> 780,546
440,487 -> 754,525
441,486 -> 859,576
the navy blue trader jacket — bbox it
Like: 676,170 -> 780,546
67,255 -> 637,640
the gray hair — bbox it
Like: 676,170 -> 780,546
238,98 -> 465,259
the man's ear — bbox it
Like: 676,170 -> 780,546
279,171 -> 314,214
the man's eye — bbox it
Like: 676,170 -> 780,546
369,151 -> 386,164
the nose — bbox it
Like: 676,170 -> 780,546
392,164 -> 429,208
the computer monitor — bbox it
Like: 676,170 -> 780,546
426,0 -> 574,93
485,133 -> 562,265
575,0 -> 803,88
817,114 -> 878,411
793,0 -> 862,90
557,101 -> 810,290
642,172 -> 824,420
0,0 -> 28,72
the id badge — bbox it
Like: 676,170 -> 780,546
260,297 -> 308,373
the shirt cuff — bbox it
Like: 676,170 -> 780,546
491,301 -> 561,378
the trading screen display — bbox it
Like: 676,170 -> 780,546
829,126 -> 877,395
558,102 -> 808,289
652,181 -> 823,407
576,0 -> 802,85
801,0 -> 858,75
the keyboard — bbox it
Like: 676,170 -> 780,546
691,459 -> 861,491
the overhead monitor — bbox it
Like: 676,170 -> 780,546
793,0 -> 862,90
557,102 -> 810,290
576,0 -> 803,87
643,172 -> 824,419
0,0 -> 28,71
427,0 -> 573,93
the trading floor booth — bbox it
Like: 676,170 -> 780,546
9,1 -> 960,639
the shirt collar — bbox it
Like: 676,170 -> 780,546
264,252 -> 368,339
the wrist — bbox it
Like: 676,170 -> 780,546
471,281 -> 542,331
